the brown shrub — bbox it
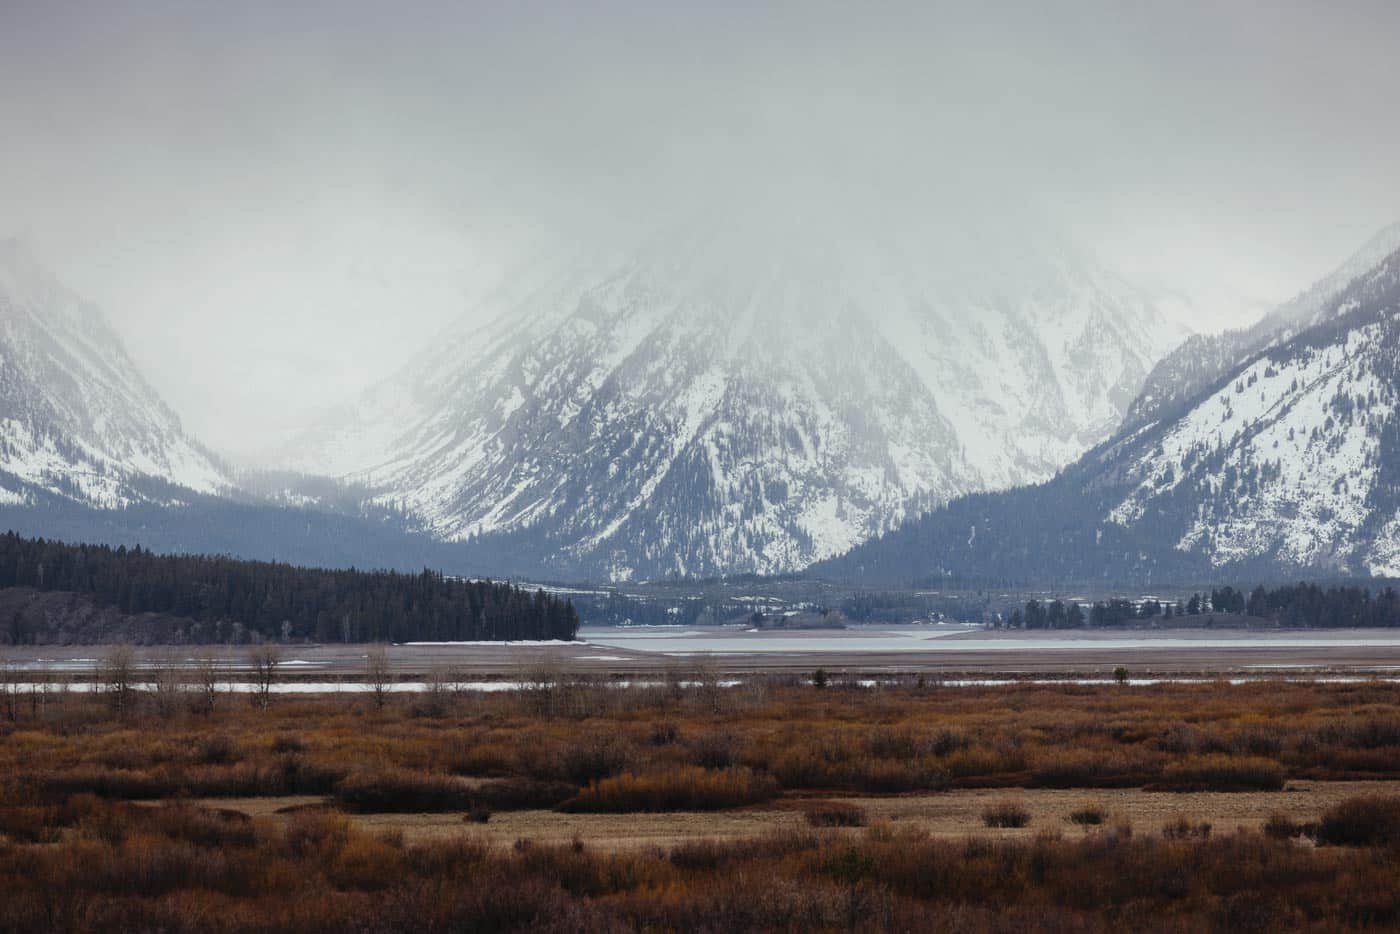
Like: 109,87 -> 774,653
335,768 -> 474,813
404,835 -> 492,878
326,833 -> 406,890
281,809 -> 352,858
768,746 -> 949,793
559,767 -> 778,813
1156,755 -> 1285,791
1315,716 -> 1400,750
668,829 -> 822,871
942,745 -> 1029,783
927,728 -> 970,757
687,731 -> 736,769
865,726 -> 921,760
134,802 -> 257,849
648,721 -> 680,746
855,758 -> 951,794
981,801 -> 1031,828
473,778 -> 576,810
1030,750 -> 1154,788
1316,796 -> 1400,847
270,733 -> 307,754
561,735 -> 633,784
1263,813 -> 1315,840
768,748 -> 831,789
270,753 -> 345,794
801,800 -> 868,828
193,733 -> 240,765
450,741 -> 516,776
40,767 -> 184,800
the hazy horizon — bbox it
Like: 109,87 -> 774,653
4,1 -> 1399,458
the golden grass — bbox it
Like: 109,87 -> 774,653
3,680 -> 1400,928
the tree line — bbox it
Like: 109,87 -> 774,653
0,532 -> 578,645
996,584 -> 1400,629
1233,583 -> 1400,628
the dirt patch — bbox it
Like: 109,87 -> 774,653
176,795 -> 327,818
833,781 -> 1398,838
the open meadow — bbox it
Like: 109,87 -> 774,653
8,669 -> 1400,929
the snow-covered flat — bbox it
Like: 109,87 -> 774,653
401,640 -> 580,647
582,625 -> 1400,656
14,626 -> 1400,681
583,625 -> 985,654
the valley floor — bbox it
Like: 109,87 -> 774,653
13,625 -> 1400,680
8,670 -> 1400,929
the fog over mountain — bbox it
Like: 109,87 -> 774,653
3,3 -> 1400,583
4,1 -> 1400,459
816,231 -> 1400,585
278,214 -> 1190,578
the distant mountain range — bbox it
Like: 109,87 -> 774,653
0,239 -> 468,571
5,220 -> 1397,587
1122,222 -> 1400,435
279,224 -> 1188,579
814,230 -> 1400,586
0,240 -> 229,509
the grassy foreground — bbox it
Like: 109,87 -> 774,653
6,675 -> 1400,929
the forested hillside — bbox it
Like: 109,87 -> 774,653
0,532 -> 578,645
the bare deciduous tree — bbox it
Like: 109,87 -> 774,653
420,663 -> 452,717
99,645 -> 137,714
191,649 -> 221,715
248,644 -> 281,709
517,659 -> 564,717
365,644 -> 392,709
0,647 -> 17,722
691,659 -> 723,713
147,649 -> 184,718
27,661 -> 53,721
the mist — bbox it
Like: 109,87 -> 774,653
3,0 -> 1399,456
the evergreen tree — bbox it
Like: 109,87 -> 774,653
0,531 -> 579,644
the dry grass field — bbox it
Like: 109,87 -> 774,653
188,780 -> 1400,850
8,674 -> 1400,929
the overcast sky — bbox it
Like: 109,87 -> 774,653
3,1 -> 1399,456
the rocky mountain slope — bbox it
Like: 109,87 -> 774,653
814,232 -> 1400,586
1123,222 -> 1400,434
285,225 -> 1189,579
0,241 -> 229,508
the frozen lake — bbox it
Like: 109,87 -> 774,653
11,625 -> 1400,678
580,625 -> 1400,655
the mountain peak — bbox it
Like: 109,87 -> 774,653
816,236 -> 1400,586
279,232 -> 1189,579
0,249 -> 229,508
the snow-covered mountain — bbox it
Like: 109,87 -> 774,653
1123,222 -> 1400,434
284,224 -> 1189,579
0,240 -> 229,507
815,229 -> 1400,585
1106,244 -> 1400,576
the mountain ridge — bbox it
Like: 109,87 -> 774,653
814,230 -> 1400,586
0,240 -> 230,508
1122,221 -> 1400,436
280,227 -> 1190,579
